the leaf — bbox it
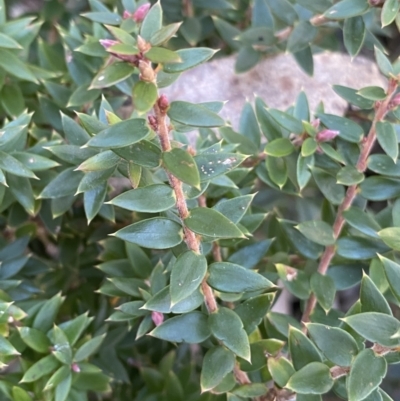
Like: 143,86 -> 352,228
209,307 -> 250,361
77,151 -> 120,172
324,0 -> 370,19
21,354 -> 60,383
74,334 -> 105,362
287,21 -> 317,53
317,113 -> 364,143
343,207 -> 381,238
358,86 -> 386,101
289,327 -> 322,370
310,273 -> 336,312
150,311 -> 211,343
0,335 -> 19,357
150,22 -> 182,46
301,138 -> 317,157
311,167 -> 345,205
381,0 -> 400,27
337,236 -> 389,260
162,148 -> 200,188
268,357 -> 295,387
213,194 -> 254,224
12,387 -> 32,401
296,221 -> 335,246
39,168 -> 83,199
82,11 -> 121,25
266,157 -> 287,188
347,349 -> 387,401
12,152 -> 59,171
18,327 -> 51,353
90,62 -> 136,89
336,166 -> 364,185
379,255 -> 400,303
61,113 -> 90,146
132,81 -> 158,114
201,346 -> 235,392
140,1 -> 162,41
264,138 -> 295,157
333,85 -> 374,109
360,273 -> 391,314
378,227 -> 400,251
207,262 -> 275,293
50,326 -> 72,365
113,218 -> 183,249
163,48 -> 217,73
375,47 -> 394,77
342,312 -> 400,347
343,16 -> 366,57
286,362 -> 334,395
267,109 -> 303,134
86,118 -> 150,149
307,323 -> 358,366
360,176 -> 400,200
145,47 -> 181,64
55,372 -> 71,401
0,49 -> 38,83
170,251 -> 207,305
167,101 -> 224,128
0,151 -> 37,179
108,184 -> 175,212
76,167 -> 115,194
376,122 -> 398,162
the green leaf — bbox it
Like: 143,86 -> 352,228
235,294 -> 275,334
76,167 -> 115,194
301,138 -> 317,157
296,220 -> 335,246
143,285 -> 204,314
168,101 -> 225,128
266,157 -> 288,188
268,357 -> 295,387
185,208 -> 245,239
324,0 -> 370,19
310,273 -> 336,312
209,307 -> 250,361
343,312 -> 400,347
74,334 -> 105,362
55,372 -> 71,401
140,1 -> 162,41
287,21 -> 317,53
360,273 -> 392,314
333,85 -> 374,109
33,293 -> 64,333
39,168 -> 83,199
358,86 -> 386,101
77,151 -> 120,172
150,22 -> 182,46
344,16 -> 366,57
375,47 -> 394,77
268,109 -> 303,134
49,329 -> 72,367
12,387 -> 32,401
317,113 -> 364,143
337,236 -> 389,259
132,81 -> 158,114
84,185 -> 108,223
376,122 -> 398,162
336,166 -> 364,185
21,354 -> 60,383
145,47 -> 181,64
378,227 -> 400,251
307,323 -> 358,366
0,335 -> 19,357
195,152 -> 247,182
381,0 -> 400,27
61,113 -> 90,146
163,48 -> 217,73
82,11 -> 121,25
0,49 -> 38,83
213,194 -> 254,224
60,313 -> 92,346
201,346 -> 235,392
150,311 -> 211,343
86,118 -> 150,149
286,362 -> 334,395
360,176 -> 400,200
90,63 -> 136,89
108,184 -> 175,212
347,349 -> 387,401
289,327 -> 322,370
0,32 -> 22,49
18,327 -> 51,353
113,218 -> 183,249
162,148 -> 200,188
114,140 -> 161,168
207,262 -> 275,293
379,255 -> 400,303
0,151 -> 37,179
264,138 -> 295,157
311,167 -> 345,205
343,207 -> 381,238
170,251 -> 207,305
12,152 -> 59,171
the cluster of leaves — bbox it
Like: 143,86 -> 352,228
0,1 -> 400,401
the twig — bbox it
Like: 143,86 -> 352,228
301,79 -> 399,325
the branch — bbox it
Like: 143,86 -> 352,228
302,78 -> 399,325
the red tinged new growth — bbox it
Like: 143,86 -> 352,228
123,3 -> 151,22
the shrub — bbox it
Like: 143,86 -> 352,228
0,1 -> 400,401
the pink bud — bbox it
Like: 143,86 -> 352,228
311,118 -> 320,129
148,115 -> 158,130
123,10 -> 132,19
99,39 -> 119,49
389,93 -> 400,109
133,3 -> 151,22
316,129 -> 340,142
151,311 -> 164,326
71,363 -> 80,373
157,94 -> 169,112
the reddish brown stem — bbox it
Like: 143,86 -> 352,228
302,79 -> 399,325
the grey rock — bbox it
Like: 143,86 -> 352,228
161,52 -> 386,129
